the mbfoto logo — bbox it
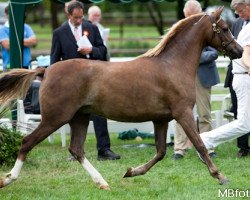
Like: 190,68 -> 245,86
218,189 -> 250,198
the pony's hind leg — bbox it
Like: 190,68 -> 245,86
124,120 -> 168,177
68,112 -> 110,190
0,121 -> 61,188
176,108 -> 228,185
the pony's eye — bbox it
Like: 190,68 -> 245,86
222,28 -> 228,32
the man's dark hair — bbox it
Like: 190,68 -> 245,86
4,6 -> 8,15
67,1 -> 84,15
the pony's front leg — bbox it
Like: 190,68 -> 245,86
81,157 -> 109,190
0,159 -> 23,188
177,108 -> 228,185
68,112 -> 110,190
124,121 -> 168,177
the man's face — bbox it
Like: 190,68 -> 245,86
234,4 -> 250,20
69,8 -> 83,27
89,12 -> 101,24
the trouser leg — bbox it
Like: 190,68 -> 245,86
201,75 -> 250,149
237,133 -> 250,150
174,123 -> 192,155
91,115 -> 111,153
195,77 -> 213,133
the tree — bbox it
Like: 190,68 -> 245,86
145,2 -> 165,35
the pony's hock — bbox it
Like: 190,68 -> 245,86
0,7 -> 243,189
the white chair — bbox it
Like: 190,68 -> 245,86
0,118 -> 12,129
16,99 -> 67,147
210,94 -> 234,128
221,94 -> 234,122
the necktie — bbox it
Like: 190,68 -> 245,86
74,27 -> 80,41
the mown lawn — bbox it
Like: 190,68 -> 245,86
0,133 -> 249,200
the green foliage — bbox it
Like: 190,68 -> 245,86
0,126 -> 23,166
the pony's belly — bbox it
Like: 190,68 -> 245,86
93,106 -> 171,123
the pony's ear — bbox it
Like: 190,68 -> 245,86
211,6 -> 224,20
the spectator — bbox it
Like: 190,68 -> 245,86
200,0 -> 250,155
51,1 -> 120,161
0,5 -> 37,124
88,5 -> 110,60
0,5 -> 37,71
172,0 -> 219,159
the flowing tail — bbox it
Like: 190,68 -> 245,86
0,68 -> 46,105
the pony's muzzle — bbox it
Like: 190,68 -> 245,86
229,45 -> 243,60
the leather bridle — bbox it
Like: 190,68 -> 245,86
209,16 -> 235,57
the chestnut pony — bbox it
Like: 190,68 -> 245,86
0,8 -> 243,190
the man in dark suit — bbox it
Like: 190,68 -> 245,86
224,17 -> 250,157
50,1 -> 120,161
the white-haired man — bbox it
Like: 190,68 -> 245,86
173,0 -> 219,159
88,5 -> 110,60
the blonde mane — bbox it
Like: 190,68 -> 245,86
140,13 -> 205,58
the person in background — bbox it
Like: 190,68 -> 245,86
51,1 -> 120,161
172,0 -> 219,159
88,5 -> 110,60
0,5 -> 37,71
199,0 -> 250,156
0,5 -> 37,124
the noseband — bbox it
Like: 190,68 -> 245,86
209,16 -> 235,57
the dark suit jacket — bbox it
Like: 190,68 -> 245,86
224,18 -> 244,88
197,46 -> 220,88
50,20 -> 107,64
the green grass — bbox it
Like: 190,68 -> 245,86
0,134 -> 249,200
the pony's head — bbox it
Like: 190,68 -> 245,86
207,7 -> 243,59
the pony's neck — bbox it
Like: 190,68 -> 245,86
160,17 -> 209,72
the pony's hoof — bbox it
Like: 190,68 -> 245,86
219,178 -> 230,185
100,184 -> 110,190
123,167 -> 133,178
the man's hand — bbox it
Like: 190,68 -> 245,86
77,47 -> 92,55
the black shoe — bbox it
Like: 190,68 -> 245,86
98,149 -> 121,161
172,153 -> 184,160
237,149 -> 249,157
209,152 -> 217,158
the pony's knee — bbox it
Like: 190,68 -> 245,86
19,136 -> 34,155
68,147 -> 84,161
21,135 -> 31,145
